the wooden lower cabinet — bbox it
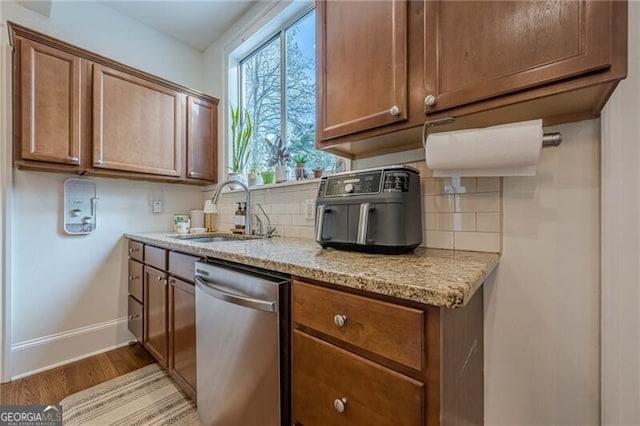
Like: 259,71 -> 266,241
168,276 -> 197,399
144,265 -> 169,368
127,240 -> 198,399
292,279 -> 485,426
127,295 -> 143,342
293,330 -> 423,426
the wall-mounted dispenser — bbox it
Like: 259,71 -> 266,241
63,178 -> 98,235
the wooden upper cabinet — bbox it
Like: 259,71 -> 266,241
424,0 -> 615,113
92,64 -> 184,177
19,38 -> 82,166
317,0 -> 408,142
186,96 -> 217,182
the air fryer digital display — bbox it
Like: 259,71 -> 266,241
323,171 -> 382,196
383,172 -> 410,192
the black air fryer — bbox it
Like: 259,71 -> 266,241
314,165 -> 422,254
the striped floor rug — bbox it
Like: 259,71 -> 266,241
60,363 -> 200,425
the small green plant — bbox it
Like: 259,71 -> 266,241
265,136 -> 291,167
248,162 -> 260,179
230,105 -> 252,173
293,154 -> 308,165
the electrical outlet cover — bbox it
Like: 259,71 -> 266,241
305,199 -> 315,220
152,200 -> 163,213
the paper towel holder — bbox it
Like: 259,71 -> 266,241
422,117 -> 562,147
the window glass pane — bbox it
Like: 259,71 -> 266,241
241,36 -> 281,171
285,10 -> 334,171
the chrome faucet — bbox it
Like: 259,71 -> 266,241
210,178 -> 251,235
253,203 -> 276,237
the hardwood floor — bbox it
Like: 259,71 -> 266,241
0,343 -> 155,405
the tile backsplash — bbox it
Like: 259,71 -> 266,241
203,160 -> 502,253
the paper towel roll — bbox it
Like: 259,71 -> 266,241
425,119 -> 543,177
190,209 -> 204,229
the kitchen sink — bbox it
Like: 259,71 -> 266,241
187,236 -> 244,243
170,234 -> 261,243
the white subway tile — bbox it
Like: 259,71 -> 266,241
425,214 -> 437,230
299,226 -> 315,239
455,192 -> 500,212
476,212 -> 501,233
433,212 -> 476,232
424,195 -> 455,213
454,232 -> 501,253
477,177 -> 501,192
285,203 -> 301,214
269,214 -> 292,226
414,160 -> 432,178
292,215 -> 313,226
425,230 -> 454,249
422,178 -> 436,195
434,177 -> 477,195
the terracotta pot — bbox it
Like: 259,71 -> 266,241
313,169 -> 323,178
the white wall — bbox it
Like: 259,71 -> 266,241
0,1 -> 204,378
1,0 -> 204,91
600,2 -> 640,423
484,119 -> 601,424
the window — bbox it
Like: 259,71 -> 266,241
238,8 -> 336,176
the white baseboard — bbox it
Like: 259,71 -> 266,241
10,317 -> 134,380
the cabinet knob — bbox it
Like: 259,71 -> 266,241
128,314 -> 139,320
70,157 -> 79,164
424,95 -> 436,107
389,105 -> 401,116
333,314 -> 347,328
129,275 -> 139,281
95,160 -> 103,165
334,398 -> 347,413
169,279 -> 176,284
128,248 -> 140,253
188,172 -> 194,177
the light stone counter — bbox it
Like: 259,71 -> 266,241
125,232 -> 499,308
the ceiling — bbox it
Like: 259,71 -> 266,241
100,0 -> 257,51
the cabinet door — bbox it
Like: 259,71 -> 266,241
93,64 -> 184,177
293,330 -> 423,426
317,0 -> 407,142
19,38 -> 82,165
424,0 -> 613,113
144,266 -> 168,367
169,277 -> 196,399
186,96 -> 217,181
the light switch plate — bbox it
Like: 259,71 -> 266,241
305,199 -> 315,220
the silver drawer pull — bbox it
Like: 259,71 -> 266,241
333,314 -> 347,328
334,398 -> 347,413
129,275 -> 139,280
128,314 -> 139,320
128,248 -> 140,253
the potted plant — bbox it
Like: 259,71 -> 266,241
265,136 -> 291,183
247,162 -> 260,186
229,105 -> 252,184
260,167 -> 275,185
293,154 -> 308,180
312,166 -> 324,179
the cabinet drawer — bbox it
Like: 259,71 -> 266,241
168,251 -> 200,282
293,280 -> 424,371
293,330 -> 423,426
128,259 -> 143,302
128,240 -> 143,262
144,245 -> 167,270
128,295 -> 143,342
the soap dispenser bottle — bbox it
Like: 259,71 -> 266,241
234,203 -> 244,230
239,202 -> 247,231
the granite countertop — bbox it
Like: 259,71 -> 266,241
125,232 -> 500,308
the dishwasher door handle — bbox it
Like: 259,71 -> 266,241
195,276 -> 278,313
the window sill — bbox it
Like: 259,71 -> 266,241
202,177 -> 322,193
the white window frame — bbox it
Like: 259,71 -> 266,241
223,0 -> 349,183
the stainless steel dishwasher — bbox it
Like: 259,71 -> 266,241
194,259 -> 290,426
